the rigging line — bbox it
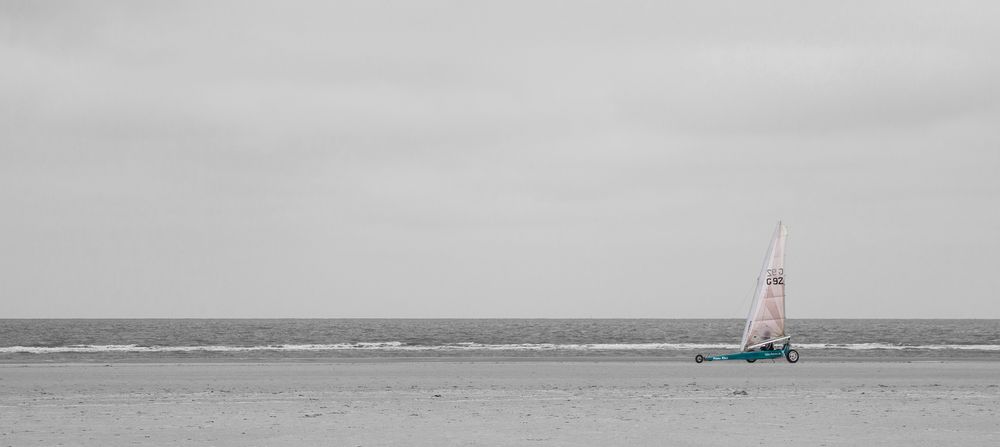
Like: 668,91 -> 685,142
738,279 -> 757,375
740,223 -> 776,323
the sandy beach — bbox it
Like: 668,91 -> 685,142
2,361 -> 997,446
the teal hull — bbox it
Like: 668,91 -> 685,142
705,349 -> 783,361
701,344 -> 795,362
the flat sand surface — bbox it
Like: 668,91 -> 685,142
2,361 -> 998,446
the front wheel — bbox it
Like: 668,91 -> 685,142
785,349 -> 799,363
695,354 -> 704,364
746,359 -> 756,363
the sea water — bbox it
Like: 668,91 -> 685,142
1,319 -> 997,362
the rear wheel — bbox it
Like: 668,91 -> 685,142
746,359 -> 756,363
785,349 -> 799,363
695,354 -> 704,364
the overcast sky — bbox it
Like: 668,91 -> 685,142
2,1 -> 998,318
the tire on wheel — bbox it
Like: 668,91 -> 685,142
785,349 -> 799,363
695,354 -> 704,364
746,359 -> 756,363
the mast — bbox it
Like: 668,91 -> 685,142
740,221 -> 788,351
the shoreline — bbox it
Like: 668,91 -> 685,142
3,354 -> 1000,365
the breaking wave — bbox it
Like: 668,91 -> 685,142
3,342 -> 999,354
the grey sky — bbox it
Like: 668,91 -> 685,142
2,1 -> 998,318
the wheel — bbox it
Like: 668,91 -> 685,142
695,354 -> 704,364
785,349 -> 799,363
746,359 -> 756,363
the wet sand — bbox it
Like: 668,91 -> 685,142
2,361 -> 998,446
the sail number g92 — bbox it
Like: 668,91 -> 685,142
765,268 -> 784,285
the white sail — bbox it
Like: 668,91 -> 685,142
740,222 -> 788,351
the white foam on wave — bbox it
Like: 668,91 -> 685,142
794,343 -> 1000,351
2,342 -> 999,354
0,342 -> 407,354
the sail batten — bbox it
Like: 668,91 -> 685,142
740,222 -> 788,351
